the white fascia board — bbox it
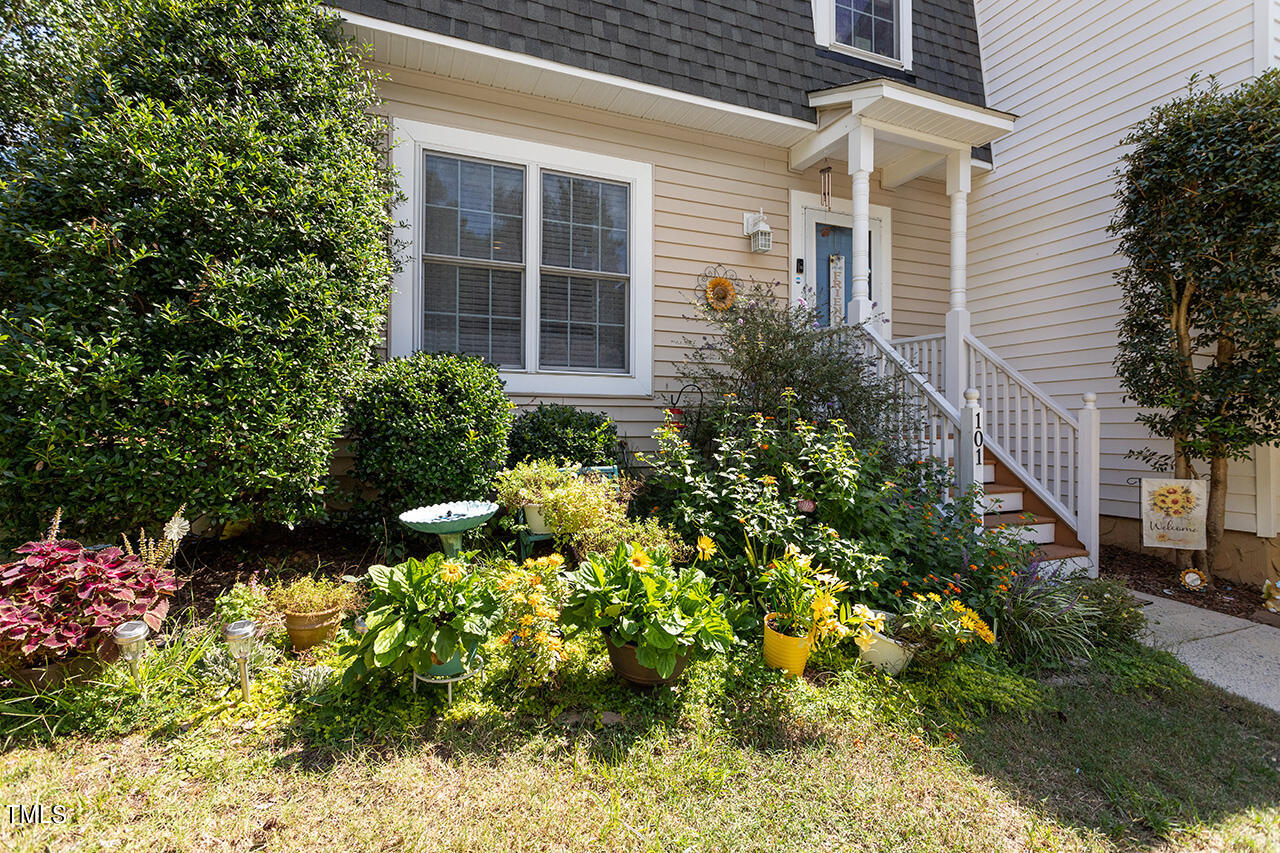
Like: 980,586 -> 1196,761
339,9 -> 816,143
808,79 -> 1015,130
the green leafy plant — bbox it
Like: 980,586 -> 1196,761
344,353 -> 514,543
0,0 -> 397,543
268,576 -> 360,615
213,576 -> 272,626
540,475 -> 632,544
493,460 -> 574,510
283,664 -> 337,704
1112,70 -> 1280,573
561,543 -> 735,679
994,566 -> 1102,670
1077,578 -> 1147,647
342,552 -> 501,684
197,641 -> 281,689
507,404 -> 618,467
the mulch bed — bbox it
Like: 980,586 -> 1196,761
1098,543 -> 1274,624
169,523 -> 380,619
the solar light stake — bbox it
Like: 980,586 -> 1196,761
113,620 -> 150,691
222,619 -> 256,703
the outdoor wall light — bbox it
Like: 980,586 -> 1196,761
113,620 -> 150,689
743,209 -> 773,253
222,619 -> 256,703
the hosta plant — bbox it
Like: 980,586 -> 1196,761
342,552 -> 501,684
562,543 -> 736,679
0,510 -> 185,671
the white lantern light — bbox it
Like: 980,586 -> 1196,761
743,209 -> 772,253
222,619 -> 256,702
113,620 -> 149,688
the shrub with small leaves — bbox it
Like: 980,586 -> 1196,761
506,404 -> 618,467
344,353 -> 514,542
1076,579 -> 1146,647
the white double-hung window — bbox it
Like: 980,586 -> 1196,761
812,0 -> 912,69
389,118 -> 654,396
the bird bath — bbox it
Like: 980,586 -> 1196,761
399,500 -> 499,558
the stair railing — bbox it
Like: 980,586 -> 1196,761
889,333 -> 946,393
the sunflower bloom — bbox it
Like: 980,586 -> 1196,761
696,535 -> 717,561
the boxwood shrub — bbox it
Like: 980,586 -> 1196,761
507,403 -> 619,466
344,353 -> 513,539
0,0 -> 395,543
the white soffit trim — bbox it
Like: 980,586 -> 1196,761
807,79 -> 1015,148
339,10 -> 817,147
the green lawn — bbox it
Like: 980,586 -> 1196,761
2,641 -> 1277,852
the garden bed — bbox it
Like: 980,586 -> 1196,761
1098,544 -> 1265,622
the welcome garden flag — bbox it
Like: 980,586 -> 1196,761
1140,478 -> 1207,550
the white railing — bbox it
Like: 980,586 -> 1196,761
854,328 -> 983,498
964,333 -> 1100,563
890,333 -> 946,393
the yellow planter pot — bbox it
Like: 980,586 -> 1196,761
762,612 -> 813,676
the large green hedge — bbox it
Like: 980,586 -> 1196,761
0,0 -> 395,541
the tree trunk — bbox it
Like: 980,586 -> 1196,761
1173,436 -> 1194,572
1205,455 -> 1228,575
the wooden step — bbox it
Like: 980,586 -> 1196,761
1036,543 -> 1089,561
979,483 -> 1023,513
983,512 -> 1056,545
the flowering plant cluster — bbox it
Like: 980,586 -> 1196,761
562,544 -> 735,679
758,545 -> 851,645
0,510 -> 185,670
497,554 -> 569,688
342,551 -> 501,683
889,593 -> 996,663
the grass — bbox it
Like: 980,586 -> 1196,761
1,635 -> 1277,852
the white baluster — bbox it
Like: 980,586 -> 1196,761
1078,392 -> 1100,577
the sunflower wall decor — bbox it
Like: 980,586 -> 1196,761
698,264 -> 740,311
1148,483 -> 1198,517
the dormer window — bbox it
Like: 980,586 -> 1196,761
812,0 -> 912,69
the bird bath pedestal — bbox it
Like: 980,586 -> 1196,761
398,501 -> 499,558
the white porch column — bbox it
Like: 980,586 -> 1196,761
847,120 -> 875,326
944,150 -> 971,408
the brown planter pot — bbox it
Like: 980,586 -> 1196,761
283,607 -> 343,651
603,634 -> 688,686
7,655 -> 100,691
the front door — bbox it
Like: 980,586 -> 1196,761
801,207 -> 885,327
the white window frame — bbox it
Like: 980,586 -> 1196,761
811,0 -> 912,71
788,190 -> 892,326
389,117 -> 654,397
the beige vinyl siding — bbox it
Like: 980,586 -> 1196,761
970,0 -> 1261,530
373,67 -> 951,452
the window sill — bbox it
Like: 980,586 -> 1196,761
499,370 -> 651,398
826,42 -> 907,71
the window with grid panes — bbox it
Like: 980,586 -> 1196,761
834,0 -> 898,60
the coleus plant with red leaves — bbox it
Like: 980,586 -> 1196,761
0,518 -> 182,670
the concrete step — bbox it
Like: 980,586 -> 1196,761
984,511 -> 1056,545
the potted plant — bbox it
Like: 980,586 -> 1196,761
342,551 -> 501,685
757,546 -> 856,676
855,593 -> 995,674
494,460 -> 574,534
0,509 -> 185,689
269,576 -> 361,651
562,543 -> 735,686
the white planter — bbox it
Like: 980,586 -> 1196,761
524,504 -> 551,535
858,631 -> 915,675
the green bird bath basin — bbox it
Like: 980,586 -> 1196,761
399,501 -> 499,558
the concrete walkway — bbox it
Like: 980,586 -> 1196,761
1132,590 -> 1280,713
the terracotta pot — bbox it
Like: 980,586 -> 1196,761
283,607 -> 343,651
7,655 -> 100,691
762,612 -> 813,676
524,504 -> 552,534
604,634 -> 688,686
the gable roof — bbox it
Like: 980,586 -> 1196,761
330,0 -> 988,123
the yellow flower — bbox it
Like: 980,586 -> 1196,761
519,614 -> 536,628
811,591 -> 836,619
439,560 -> 465,583
761,475 -> 777,486
534,604 -> 559,620
854,627 -> 877,651
629,548 -> 652,570
926,592 -> 942,603
706,276 -> 736,310
696,535 -> 717,561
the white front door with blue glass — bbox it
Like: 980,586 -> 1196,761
801,207 -> 885,327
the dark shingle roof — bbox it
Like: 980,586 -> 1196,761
333,0 -> 988,122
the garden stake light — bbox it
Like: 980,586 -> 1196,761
113,620 -> 150,690
222,619 -> 256,703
